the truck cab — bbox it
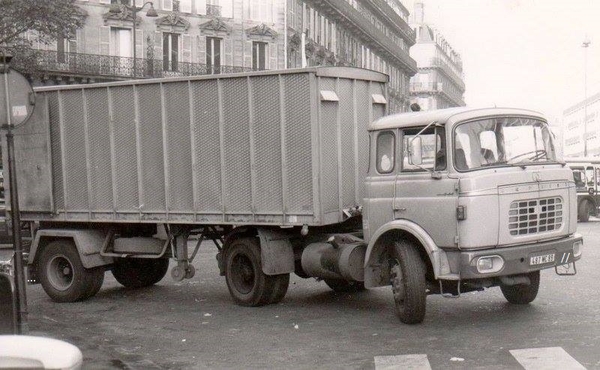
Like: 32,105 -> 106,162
362,107 -> 583,323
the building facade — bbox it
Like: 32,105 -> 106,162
563,91 -> 600,157
408,2 -> 464,110
17,0 -> 417,112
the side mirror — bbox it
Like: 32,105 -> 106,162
409,137 -> 423,166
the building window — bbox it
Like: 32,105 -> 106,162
252,41 -> 268,71
163,32 -> 179,71
247,0 -> 273,22
57,35 -> 69,63
206,37 -> 222,74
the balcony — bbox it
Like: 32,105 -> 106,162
12,50 -> 252,80
304,0 -> 417,74
206,4 -> 222,17
428,57 -> 465,91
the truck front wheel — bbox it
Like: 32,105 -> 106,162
224,237 -> 275,306
390,241 -> 427,324
38,240 -> 105,302
500,270 -> 540,304
111,258 -> 170,289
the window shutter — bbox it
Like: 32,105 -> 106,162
182,34 -> 191,63
136,29 -> 144,61
180,0 -> 192,12
196,0 -> 206,15
163,0 -> 173,10
100,26 -> 110,55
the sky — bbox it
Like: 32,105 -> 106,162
403,0 -> 600,123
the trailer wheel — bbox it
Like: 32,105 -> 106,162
111,258 -> 170,289
38,240 -> 104,302
578,200 -> 592,222
390,241 -> 427,324
224,237 -> 275,306
324,279 -> 366,293
500,270 -> 540,304
268,274 -> 290,304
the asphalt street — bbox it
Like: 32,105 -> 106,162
13,220 -> 600,369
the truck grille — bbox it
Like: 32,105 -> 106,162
508,197 -> 563,236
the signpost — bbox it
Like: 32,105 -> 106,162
0,50 -> 35,334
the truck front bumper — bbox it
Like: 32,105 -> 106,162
455,233 -> 583,279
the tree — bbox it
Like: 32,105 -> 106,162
0,0 -> 87,75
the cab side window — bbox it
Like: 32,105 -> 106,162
376,131 -> 395,174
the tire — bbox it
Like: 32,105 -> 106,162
111,258 -> 170,289
38,240 -> 103,303
224,237 -> 275,307
324,279 -> 366,293
83,267 -> 105,299
578,200 -> 592,222
268,274 -> 290,304
390,241 -> 427,324
500,270 -> 540,304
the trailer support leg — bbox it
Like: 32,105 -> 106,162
171,232 -> 196,281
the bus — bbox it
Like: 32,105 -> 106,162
564,157 -> 600,221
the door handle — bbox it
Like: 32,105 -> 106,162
394,207 -> 406,212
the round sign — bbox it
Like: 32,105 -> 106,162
0,68 -> 35,127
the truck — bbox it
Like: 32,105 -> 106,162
564,157 -> 600,221
3,67 -> 582,324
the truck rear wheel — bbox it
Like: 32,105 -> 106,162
390,241 -> 427,324
38,240 -> 105,302
268,274 -> 290,304
324,279 -> 366,293
111,258 -> 170,289
500,270 -> 540,304
224,237 -> 275,306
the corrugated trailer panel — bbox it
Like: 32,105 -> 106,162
10,67 -> 387,227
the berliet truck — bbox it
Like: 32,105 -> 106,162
4,67 -> 582,324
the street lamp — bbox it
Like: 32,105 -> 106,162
582,37 -> 591,156
110,1 -> 158,78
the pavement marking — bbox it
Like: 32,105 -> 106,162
374,354 -> 432,370
510,347 -> 587,370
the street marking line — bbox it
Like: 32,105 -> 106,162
374,354 -> 432,370
510,347 -> 586,370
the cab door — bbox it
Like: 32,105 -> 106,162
393,126 -> 458,248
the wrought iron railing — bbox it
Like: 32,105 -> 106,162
206,4 -> 222,17
12,50 -> 252,79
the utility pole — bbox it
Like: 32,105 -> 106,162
582,38 -> 591,157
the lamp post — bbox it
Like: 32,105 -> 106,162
0,49 -> 36,334
111,1 -> 158,78
582,38 -> 591,156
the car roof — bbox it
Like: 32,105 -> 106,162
369,107 -> 546,131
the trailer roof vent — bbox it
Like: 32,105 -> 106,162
372,94 -> 387,105
320,90 -> 339,102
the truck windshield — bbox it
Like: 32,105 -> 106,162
453,116 -> 557,171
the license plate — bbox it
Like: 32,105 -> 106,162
530,253 -> 555,265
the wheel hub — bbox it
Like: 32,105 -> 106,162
391,263 -> 405,302
48,255 -> 74,291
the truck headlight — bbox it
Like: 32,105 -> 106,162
476,255 -> 504,273
573,240 -> 583,258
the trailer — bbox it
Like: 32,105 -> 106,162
4,67 -> 583,324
